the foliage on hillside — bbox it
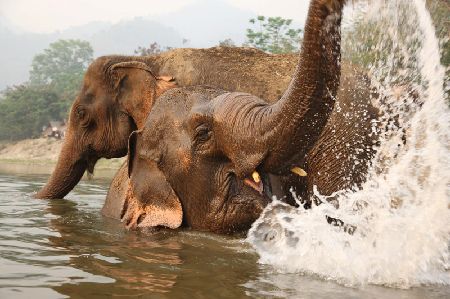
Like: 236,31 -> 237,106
30,39 -> 92,96
0,85 -> 60,140
244,16 -> 302,54
218,39 -> 236,47
0,39 -> 93,141
134,42 -> 173,56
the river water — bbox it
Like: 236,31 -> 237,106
1,0 -> 449,298
0,170 -> 448,298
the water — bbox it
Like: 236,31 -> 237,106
248,0 -> 450,290
0,170 -> 449,298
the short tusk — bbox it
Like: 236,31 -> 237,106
291,167 -> 307,177
252,171 -> 261,183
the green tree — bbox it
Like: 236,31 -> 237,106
218,38 -> 236,47
245,16 -> 302,54
0,39 -> 93,140
30,39 -> 93,105
0,85 -> 60,140
134,42 -> 172,56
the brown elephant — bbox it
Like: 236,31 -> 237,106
116,0 -> 359,233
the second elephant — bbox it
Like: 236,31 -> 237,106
105,0 -> 379,232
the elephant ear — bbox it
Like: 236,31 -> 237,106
109,61 -> 157,89
108,61 -> 177,129
122,131 -> 183,230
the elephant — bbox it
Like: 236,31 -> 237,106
115,0 -> 356,233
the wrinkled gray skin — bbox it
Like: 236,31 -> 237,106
116,0 -> 355,233
282,67 -> 378,206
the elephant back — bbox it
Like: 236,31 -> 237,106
145,47 -> 298,104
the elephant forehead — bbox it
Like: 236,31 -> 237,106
141,114 -> 191,156
211,92 -> 266,118
144,109 -> 186,139
148,96 -> 189,125
84,62 -> 110,86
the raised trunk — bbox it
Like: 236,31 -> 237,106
216,0 -> 345,177
35,137 -> 87,199
260,1 -> 344,172
215,1 -> 345,177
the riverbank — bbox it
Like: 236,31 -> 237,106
0,138 -> 63,163
0,138 -> 124,171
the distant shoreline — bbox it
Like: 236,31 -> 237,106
0,138 -> 124,176
0,138 -> 62,163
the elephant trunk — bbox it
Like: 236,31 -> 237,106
214,1 -> 345,177
35,136 -> 87,199
260,1 -> 344,172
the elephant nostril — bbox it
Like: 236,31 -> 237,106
137,213 -> 146,225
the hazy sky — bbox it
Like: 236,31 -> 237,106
0,0 -> 311,33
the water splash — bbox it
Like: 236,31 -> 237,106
247,0 -> 450,288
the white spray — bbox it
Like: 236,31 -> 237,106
247,0 -> 450,288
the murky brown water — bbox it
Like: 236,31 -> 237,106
0,164 -> 449,298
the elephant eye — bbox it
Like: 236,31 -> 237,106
75,106 -> 91,127
76,107 -> 86,119
194,125 -> 211,143
83,93 -> 94,103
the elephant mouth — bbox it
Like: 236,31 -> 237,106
242,169 -> 273,201
244,171 -> 264,194
225,168 -> 272,200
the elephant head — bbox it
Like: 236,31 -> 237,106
123,0 -> 347,233
36,57 -> 176,199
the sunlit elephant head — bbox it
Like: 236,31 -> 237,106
36,57 -> 175,199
